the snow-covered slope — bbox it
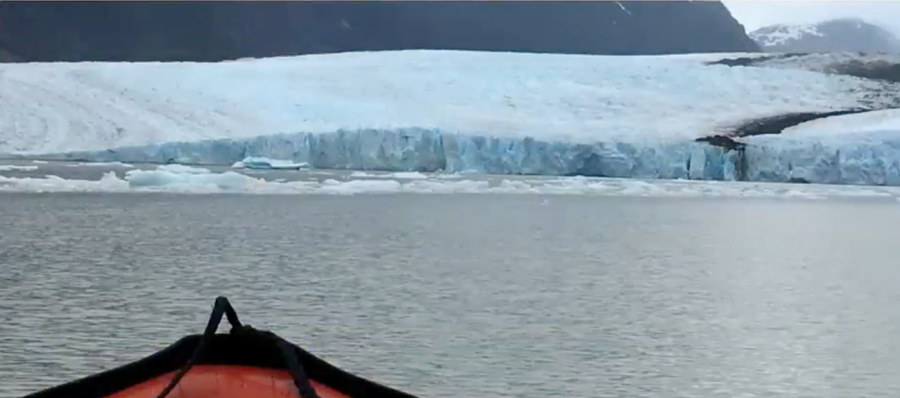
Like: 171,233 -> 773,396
750,18 -> 900,53
2,50 -> 900,185
785,109 -> 900,137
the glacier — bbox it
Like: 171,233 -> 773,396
30,129 -> 737,180
2,50 -> 900,186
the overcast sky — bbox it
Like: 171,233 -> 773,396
723,1 -> 900,34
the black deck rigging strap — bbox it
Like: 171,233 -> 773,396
154,296 -> 321,398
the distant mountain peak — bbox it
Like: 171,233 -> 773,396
750,18 -> 900,53
750,23 -> 825,48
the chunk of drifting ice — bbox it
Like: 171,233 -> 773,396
155,164 -> 211,174
231,157 -> 309,170
388,172 -> 429,179
124,168 -> 258,190
0,165 -> 38,171
123,163 -> 258,190
349,171 -> 429,179
5,166 -> 900,199
66,161 -> 134,168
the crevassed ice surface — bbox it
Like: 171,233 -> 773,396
1,50 -> 900,185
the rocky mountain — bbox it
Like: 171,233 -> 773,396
0,1 -> 759,62
750,18 -> 900,53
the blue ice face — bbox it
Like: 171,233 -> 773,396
20,127 -> 900,186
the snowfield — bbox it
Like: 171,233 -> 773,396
786,109 -> 900,137
2,50 -> 900,186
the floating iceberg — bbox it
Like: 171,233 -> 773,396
232,156 -> 309,170
350,171 -> 430,180
154,164 -> 212,174
5,165 -> 900,201
66,161 -> 135,168
2,50 -> 900,186
125,168 -> 256,191
0,165 -> 38,171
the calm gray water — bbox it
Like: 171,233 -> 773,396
2,193 -> 900,398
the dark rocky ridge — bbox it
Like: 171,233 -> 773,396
0,1 -> 759,62
0,48 -> 17,62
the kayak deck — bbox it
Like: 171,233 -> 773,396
23,297 -> 418,398
106,365 -> 350,398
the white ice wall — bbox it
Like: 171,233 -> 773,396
3,50 -> 900,186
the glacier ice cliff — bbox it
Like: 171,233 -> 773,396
19,127 -> 900,186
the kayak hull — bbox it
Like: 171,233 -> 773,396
22,332 -> 417,398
